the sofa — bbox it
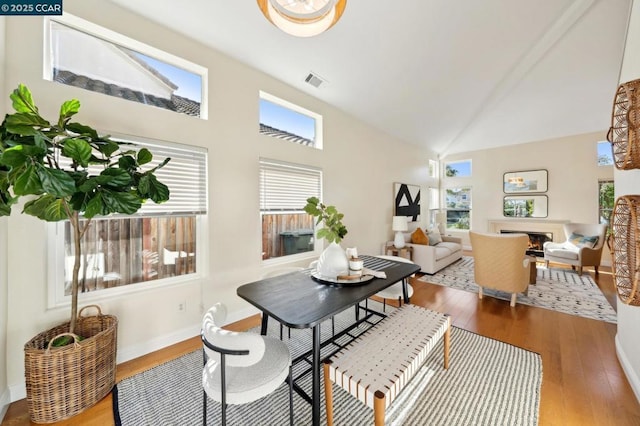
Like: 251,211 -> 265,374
384,228 -> 463,274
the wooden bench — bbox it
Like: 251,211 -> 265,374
323,304 -> 450,426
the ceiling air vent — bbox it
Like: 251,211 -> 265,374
304,72 -> 327,89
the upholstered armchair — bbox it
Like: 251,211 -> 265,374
543,223 -> 608,276
469,231 -> 530,307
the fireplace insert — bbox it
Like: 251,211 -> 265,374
500,230 -> 553,256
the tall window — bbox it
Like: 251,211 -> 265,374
259,91 -> 322,149
50,137 -> 207,306
45,14 -> 207,118
260,159 -> 322,260
428,159 -> 438,178
445,187 -> 472,230
599,180 -> 615,226
597,141 -> 614,166
444,160 -> 472,177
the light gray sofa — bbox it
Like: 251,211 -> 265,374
384,231 -> 463,274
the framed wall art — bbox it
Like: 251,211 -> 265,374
394,183 -> 420,222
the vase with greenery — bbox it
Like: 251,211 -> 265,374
0,84 -> 171,420
304,196 -> 349,279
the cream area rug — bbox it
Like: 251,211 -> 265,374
419,256 -> 617,323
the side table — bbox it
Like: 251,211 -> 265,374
385,243 -> 413,261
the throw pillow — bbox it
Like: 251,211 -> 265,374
427,228 -> 443,246
411,228 -> 429,245
568,232 -> 599,249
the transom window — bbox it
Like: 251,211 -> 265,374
49,136 -> 208,307
260,159 -> 322,260
597,141 -> 614,166
444,160 -> 472,177
259,91 -> 322,149
45,14 -> 208,119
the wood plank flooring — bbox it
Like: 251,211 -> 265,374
3,259 -> 640,425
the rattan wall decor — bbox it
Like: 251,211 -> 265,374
607,78 -> 640,170
611,195 -> 640,305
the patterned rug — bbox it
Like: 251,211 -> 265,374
419,256 -> 617,323
113,301 -> 542,425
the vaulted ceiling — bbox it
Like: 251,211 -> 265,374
108,0 -> 632,156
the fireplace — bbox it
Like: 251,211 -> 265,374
500,230 -> 553,256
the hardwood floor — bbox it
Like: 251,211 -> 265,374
3,259 -> 640,425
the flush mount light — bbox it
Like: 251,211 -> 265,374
257,0 -> 347,37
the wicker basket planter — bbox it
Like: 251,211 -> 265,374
611,195 -> 640,306
607,78 -> 640,170
23,305 -> 118,423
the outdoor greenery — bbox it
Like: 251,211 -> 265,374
0,84 -> 170,338
303,196 -> 347,243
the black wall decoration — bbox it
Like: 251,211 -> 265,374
394,183 -> 421,222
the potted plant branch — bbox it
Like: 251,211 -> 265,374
0,84 -> 170,422
304,196 -> 349,279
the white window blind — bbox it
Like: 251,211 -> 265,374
260,159 -> 322,212
59,135 -> 208,216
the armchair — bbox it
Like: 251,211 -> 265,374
469,231 -> 530,307
543,223 -> 607,276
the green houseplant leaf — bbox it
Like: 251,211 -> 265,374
304,197 -> 348,244
0,84 -> 171,336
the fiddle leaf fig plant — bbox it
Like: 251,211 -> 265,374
304,196 -> 348,243
0,84 -> 171,336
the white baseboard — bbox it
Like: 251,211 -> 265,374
0,387 -> 10,423
616,333 -> 640,403
7,306 -> 261,404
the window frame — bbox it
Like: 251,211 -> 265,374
260,159 -> 323,264
43,13 -> 209,119
597,141 -> 614,166
259,91 -> 323,149
445,186 -> 472,230
46,134 -> 208,309
598,179 -> 615,226
444,159 -> 472,178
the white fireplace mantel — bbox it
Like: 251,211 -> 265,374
487,219 -> 570,242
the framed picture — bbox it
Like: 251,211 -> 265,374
503,170 -> 548,194
394,183 -> 420,222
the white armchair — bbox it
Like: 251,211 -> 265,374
543,223 -> 607,276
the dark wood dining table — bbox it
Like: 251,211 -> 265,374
236,255 -> 420,426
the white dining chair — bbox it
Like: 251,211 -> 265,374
201,303 -> 293,426
373,255 -> 415,311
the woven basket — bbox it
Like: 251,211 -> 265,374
611,195 -> 640,306
24,305 -> 118,423
607,78 -> 640,170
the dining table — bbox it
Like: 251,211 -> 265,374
236,255 -> 420,426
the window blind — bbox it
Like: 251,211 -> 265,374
59,135 -> 208,216
260,159 -> 322,212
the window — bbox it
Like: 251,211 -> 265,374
444,160 -> 472,177
259,91 -> 322,149
49,136 -> 208,306
599,180 -> 615,226
428,159 -> 438,178
260,159 -> 322,260
597,141 -> 614,166
445,187 -> 472,230
45,14 -> 207,118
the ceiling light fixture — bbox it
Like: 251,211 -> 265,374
257,0 -> 347,38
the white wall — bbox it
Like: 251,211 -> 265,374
0,14 -> 8,422
440,132 -> 614,255
615,0 -> 640,404
1,1 -> 435,399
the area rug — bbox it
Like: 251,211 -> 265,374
113,303 -> 542,425
419,256 -> 617,323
